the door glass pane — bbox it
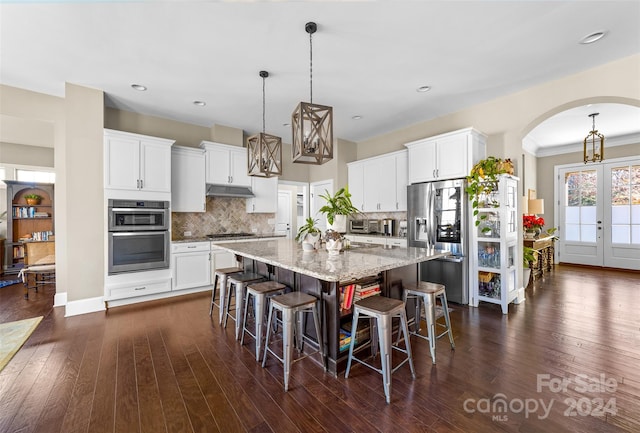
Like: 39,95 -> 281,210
564,169 -> 598,242
610,165 -> 640,245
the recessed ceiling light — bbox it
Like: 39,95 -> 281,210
416,85 -> 432,93
193,100 -> 206,106
131,84 -> 147,91
352,115 -> 363,120
579,31 -> 606,44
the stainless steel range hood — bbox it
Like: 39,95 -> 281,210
206,184 -> 255,198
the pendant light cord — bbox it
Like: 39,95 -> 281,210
309,30 -> 313,104
262,75 -> 266,134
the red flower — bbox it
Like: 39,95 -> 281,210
523,215 -> 544,230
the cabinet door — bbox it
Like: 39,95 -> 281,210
229,148 -> 251,187
172,148 -> 206,212
408,139 -> 437,184
395,152 -> 408,211
205,146 -> 231,184
362,160 -> 382,212
376,155 -> 397,212
212,248 -> 237,271
140,141 -> 172,192
247,176 -> 278,213
436,134 -> 468,180
348,162 -> 365,212
104,135 -> 140,190
173,251 -> 211,290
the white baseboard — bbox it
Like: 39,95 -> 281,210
65,296 -> 106,317
105,286 -> 211,309
54,291 -> 67,307
513,287 -> 526,304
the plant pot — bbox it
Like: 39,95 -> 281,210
25,198 -> 41,206
523,267 -> 532,288
327,214 -> 347,234
524,231 -> 536,240
302,233 -> 321,250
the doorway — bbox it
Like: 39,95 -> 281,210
275,190 -> 292,239
556,156 -> 640,270
310,179 -> 333,233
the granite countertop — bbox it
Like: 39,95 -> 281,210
172,233 -> 286,243
212,238 -> 448,282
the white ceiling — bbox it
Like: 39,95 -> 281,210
1,1 -> 639,147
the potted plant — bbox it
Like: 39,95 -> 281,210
24,194 -> 42,206
295,217 -> 322,250
318,186 -> 360,233
465,157 -> 513,226
522,245 -> 536,288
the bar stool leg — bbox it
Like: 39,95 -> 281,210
439,293 -> 455,349
254,292 -> 268,361
218,274 -> 229,325
377,314 -> 392,404
209,273 -> 219,317
424,294 -> 437,364
344,309 -> 360,378
399,310 -> 416,379
262,303 -> 275,368
235,282 -> 246,340
240,290 -> 252,346
282,307 -> 294,392
223,280 -> 233,329
311,303 -> 326,371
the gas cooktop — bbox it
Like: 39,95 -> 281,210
206,233 -> 256,239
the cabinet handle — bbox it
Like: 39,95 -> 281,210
433,169 -> 435,178
134,286 -> 146,291
140,179 -> 143,189
187,246 -> 196,248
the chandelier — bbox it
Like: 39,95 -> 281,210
583,112 -> 605,163
291,22 -> 333,165
247,71 -> 282,177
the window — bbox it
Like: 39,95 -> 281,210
16,169 -> 55,183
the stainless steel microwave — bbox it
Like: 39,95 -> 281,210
349,219 -> 380,234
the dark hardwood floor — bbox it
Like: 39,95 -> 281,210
0,265 -> 638,433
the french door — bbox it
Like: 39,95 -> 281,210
557,157 -> 640,270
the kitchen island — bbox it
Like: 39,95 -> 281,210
213,238 -> 448,374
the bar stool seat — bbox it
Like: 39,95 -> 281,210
224,272 -> 266,339
262,292 -> 325,392
345,295 -> 415,404
401,281 -> 455,364
241,281 -> 287,361
210,267 -> 243,323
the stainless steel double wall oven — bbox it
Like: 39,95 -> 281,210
108,199 -> 170,274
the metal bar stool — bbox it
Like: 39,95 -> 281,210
241,280 -> 287,361
345,296 -> 415,404
400,281 -> 455,364
262,292 -> 325,392
224,272 -> 266,339
210,267 -> 243,323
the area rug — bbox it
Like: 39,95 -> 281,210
0,316 -> 43,372
0,279 -> 22,288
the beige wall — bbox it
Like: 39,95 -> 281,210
537,142 -> 640,229
0,142 -> 54,166
307,138 -> 358,189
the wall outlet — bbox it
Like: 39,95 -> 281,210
184,231 -> 192,237
251,228 -> 258,233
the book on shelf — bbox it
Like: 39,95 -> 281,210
353,282 -> 381,301
340,284 -> 356,310
339,328 -> 352,352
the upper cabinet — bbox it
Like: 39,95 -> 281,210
200,141 -> 251,187
404,128 -> 486,184
171,146 -> 206,212
104,129 -> 174,192
246,176 -> 278,213
348,150 -> 408,213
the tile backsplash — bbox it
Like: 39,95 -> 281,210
172,197 -> 274,240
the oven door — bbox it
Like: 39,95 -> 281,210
108,231 -> 170,274
108,207 -> 169,231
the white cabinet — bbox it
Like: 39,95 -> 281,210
200,141 -> 251,187
469,175 -> 521,314
104,129 -> 174,192
404,128 -> 486,184
172,242 -> 211,291
171,146 -> 206,212
247,176 -> 278,213
107,278 -> 172,301
211,245 -> 237,271
345,234 -> 407,248
347,150 -> 408,213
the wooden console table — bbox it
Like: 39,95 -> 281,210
524,235 -> 555,280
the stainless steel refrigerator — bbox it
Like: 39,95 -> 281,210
407,178 -> 469,304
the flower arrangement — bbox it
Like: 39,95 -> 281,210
523,215 -> 545,232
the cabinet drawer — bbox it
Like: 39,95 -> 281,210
172,242 -> 210,253
387,238 -> 407,248
107,278 -> 172,300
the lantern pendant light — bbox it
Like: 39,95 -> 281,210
583,112 -> 605,164
291,21 -> 333,165
248,71 -> 282,177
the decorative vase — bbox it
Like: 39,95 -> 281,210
25,198 -> 41,206
524,230 -> 536,240
324,229 -> 343,256
302,233 -> 321,250
523,267 -> 532,288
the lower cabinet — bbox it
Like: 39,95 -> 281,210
107,278 -> 172,301
172,242 -> 211,290
345,235 -> 407,248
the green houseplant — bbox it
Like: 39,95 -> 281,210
465,157 -> 513,227
295,217 -> 321,242
24,194 -> 42,206
318,186 -> 360,233
522,245 -> 536,288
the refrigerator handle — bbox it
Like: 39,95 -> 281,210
427,183 -> 435,249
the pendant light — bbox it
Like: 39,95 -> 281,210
583,112 -> 605,163
291,21 -> 333,165
248,70 -> 282,177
